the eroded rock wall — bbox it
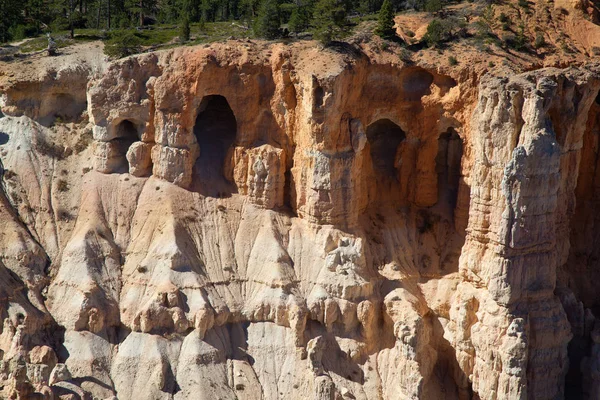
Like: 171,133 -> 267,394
0,42 -> 599,400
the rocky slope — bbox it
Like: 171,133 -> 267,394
0,4 -> 600,400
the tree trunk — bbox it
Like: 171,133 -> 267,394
69,0 -> 74,38
96,0 -> 101,29
139,0 -> 143,26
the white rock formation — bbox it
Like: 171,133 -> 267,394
0,41 -> 599,400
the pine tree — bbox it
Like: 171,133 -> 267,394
424,18 -> 443,46
375,0 -> 394,39
238,0 -> 258,26
311,0 -> 347,45
180,14 -> 190,41
514,23 -> 526,51
189,0 -> 200,21
25,0 -> 45,36
125,0 -> 156,26
68,0 -> 76,37
0,0 -> 23,42
254,0 -> 280,39
178,0 -> 191,40
156,0 -> 180,23
288,5 -> 310,34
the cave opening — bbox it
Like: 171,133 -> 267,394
366,119 -> 406,179
116,120 -> 139,139
436,128 -> 463,209
111,119 -> 140,173
193,95 -> 237,196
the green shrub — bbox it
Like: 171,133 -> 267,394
534,32 -> 545,48
34,135 -> 68,159
424,18 -> 456,46
57,209 -> 74,221
503,24 -> 526,51
561,42 -> 573,53
399,47 -> 413,63
514,23 -> 526,50
481,4 -> 494,24
498,12 -> 508,23
474,19 -> 491,38
448,55 -> 457,65
74,130 -> 94,154
424,19 -> 444,46
57,180 -> 69,192
103,31 -> 142,58
424,0 -> 442,13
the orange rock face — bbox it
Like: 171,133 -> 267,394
0,38 -> 599,400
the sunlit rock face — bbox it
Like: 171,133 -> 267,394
0,40 -> 599,400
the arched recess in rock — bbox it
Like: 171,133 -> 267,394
435,128 -> 463,211
111,119 -> 141,173
53,93 -> 83,121
40,93 -> 87,126
192,95 -> 237,196
365,118 -> 406,202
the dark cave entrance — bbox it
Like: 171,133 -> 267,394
366,119 -> 406,180
436,128 -> 463,209
111,119 -> 140,173
116,120 -> 139,142
193,95 -> 237,196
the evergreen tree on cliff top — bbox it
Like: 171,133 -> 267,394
0,0 -> 22,42
254,0 -> 281,39
288,5 -> 311,34
179,0 -> 192,42
180,14 -> 191,41
312,0 -> 348,45
375,0 -> 395,39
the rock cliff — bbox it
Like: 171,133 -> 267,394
0,32 -> 599,400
